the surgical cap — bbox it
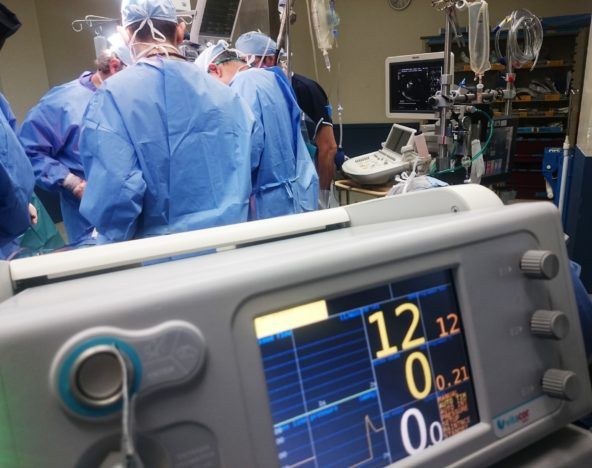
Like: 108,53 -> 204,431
235,31 -> 277,57
108,33 -> 133,66
121,0 -> 178,28
195,40 -> 229,72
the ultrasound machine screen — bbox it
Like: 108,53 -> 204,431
386,53 -> 450,120
385,125 -> 415,154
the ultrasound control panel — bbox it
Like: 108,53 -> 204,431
0,193 -> 590,467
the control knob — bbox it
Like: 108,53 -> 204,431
520,250 -> 559,279
530,310 -> 570,340
542,369 -> 579,401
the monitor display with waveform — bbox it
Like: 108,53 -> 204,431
255,270 -> 479,467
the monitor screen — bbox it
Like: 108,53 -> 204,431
385,125 -> 415,154
255,270 -> 479,467
483,118 -> 516,179
387,54 -> 447,120
195,0 -> 241,40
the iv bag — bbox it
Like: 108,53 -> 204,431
311,0 -> 333,51
311,0 -> 339,70
93,35 -> 108,59
468,0 -> 491,77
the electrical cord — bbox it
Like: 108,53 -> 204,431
109,345 -> 141,468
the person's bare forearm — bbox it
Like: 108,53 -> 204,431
315,125 -> 337,190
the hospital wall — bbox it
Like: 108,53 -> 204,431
0,0 -> 49,122
290,0 -> 592,124
578,16 -> 592,155
1,0 -> 590,125
33,0 -> 121,94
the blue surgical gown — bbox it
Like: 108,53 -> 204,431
79,57 -> 254,243
0,93 -> 34,259
18,72 -> 96,244
231,67 -> 319,220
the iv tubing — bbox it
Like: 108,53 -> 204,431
431,109 -> 494,175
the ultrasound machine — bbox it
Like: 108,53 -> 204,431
0,185 -> 591,467
342,54 -> 447,185
341,124 -> 417,185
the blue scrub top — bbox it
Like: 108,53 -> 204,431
80,57 -> 254,243
18,72 -> 96,243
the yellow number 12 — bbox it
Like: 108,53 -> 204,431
369,303 -> 426,359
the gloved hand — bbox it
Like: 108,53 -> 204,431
63,173 -> 87,199
334,147 -> 347,170
28,203 -> 38,225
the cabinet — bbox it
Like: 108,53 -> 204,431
422,14 -> 590,199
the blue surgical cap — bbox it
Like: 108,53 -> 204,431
235,31 -> 277,57
108,33 -> 133,66
121,0 -> 178,28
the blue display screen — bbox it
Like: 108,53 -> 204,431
255,270 -> 479,467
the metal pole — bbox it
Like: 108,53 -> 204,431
274,0 -> 293,65
558,136 -> 570,219
286,1 -> 292,77
504,40 -> 514,116
437,9 -> 452,171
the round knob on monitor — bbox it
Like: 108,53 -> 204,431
71,345 -> 133,408
520,250 -> 559,279
542,369 -> 579,401
530,310 -> 570,339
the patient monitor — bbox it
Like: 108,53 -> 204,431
0,186 -> 591,467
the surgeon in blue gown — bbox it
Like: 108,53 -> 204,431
18,50 -> 124,244
0,93 -> 35,259
197,41 -> 318,220
0,4 -> 35,259
79,0 -> 254,243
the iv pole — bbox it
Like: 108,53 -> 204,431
437,9 -> 453,171
275,0 -> 296,74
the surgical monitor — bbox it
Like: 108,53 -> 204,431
386,52 -> 452,121
255,269 -> 479,466
190,0 -> 242,43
